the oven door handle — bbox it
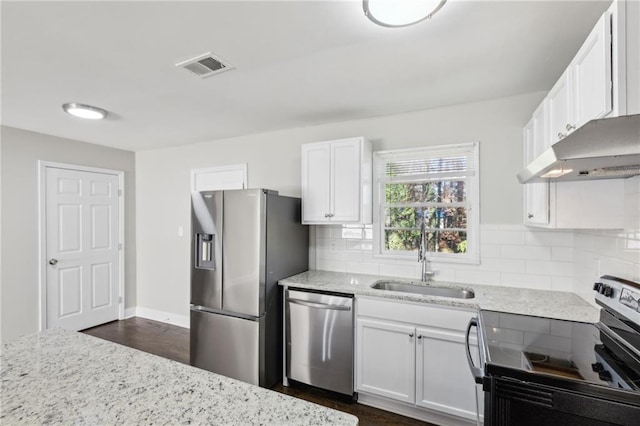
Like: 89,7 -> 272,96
466,317 -> 484,384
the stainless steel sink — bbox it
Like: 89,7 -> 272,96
370,280 -> 475,299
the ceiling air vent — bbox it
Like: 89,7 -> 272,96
175,52 -> 233,78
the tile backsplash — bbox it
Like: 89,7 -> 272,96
572,175 -> 640,298
312,176 -> 640,299
314,223 -> 576,291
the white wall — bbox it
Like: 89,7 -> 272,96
135,92 -> 545,320
0,126 -> 136,341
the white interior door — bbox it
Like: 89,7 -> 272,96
45,167 -> 120,330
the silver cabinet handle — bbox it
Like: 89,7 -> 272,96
49,258 -> 58,265
324,213 -> 330,218
409,333 -> 414,338
527,213 -> 534,219
288,298 -> 351,311
566,123 -> 576,131
417,335 -> 423,340
557,132 -> 566,140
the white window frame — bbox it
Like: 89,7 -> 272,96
372,142 -> 480,264
191,164 -> 247,192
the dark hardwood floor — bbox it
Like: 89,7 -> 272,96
82,317 -> 434,426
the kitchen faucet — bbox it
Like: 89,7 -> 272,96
418,219 -> 435,283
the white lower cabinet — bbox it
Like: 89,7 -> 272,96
415,327 -> 480,420
356,318 -> 415,403
356,297 -> 482,425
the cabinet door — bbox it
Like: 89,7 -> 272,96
547,69 -> 574,145
523,116 -> 550,226
331,139 -> 361,222
356,318 -> 415,403
572,13 -> 612,128
301,143 -> 331,223
415,327 -> 480,421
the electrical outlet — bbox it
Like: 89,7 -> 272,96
330,241 -> 337,252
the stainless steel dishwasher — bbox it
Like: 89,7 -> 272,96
285,288 -> 355,396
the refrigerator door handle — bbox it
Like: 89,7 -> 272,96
287,298 -> 351,311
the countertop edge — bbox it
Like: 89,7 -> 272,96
279,270 -> 601,324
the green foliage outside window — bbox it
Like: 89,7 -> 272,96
384,181 -> 468,255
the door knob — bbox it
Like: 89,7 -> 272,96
49,258 -> 58,265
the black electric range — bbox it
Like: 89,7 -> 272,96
467,275 -> 640,426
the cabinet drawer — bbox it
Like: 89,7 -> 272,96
357,296 -> 475,332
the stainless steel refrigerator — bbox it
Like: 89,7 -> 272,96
190,189 -> 308,388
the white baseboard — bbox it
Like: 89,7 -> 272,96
131,307 -> 190,329
124,307 -> 137,319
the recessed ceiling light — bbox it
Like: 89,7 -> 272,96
363,0 -> 447,28
62,103 -> 108,120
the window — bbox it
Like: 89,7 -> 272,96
373,142 -> 479,263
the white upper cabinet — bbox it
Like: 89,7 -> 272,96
547,69 -> 574,145
301,143 -> 331,223
301,137 -> 372,224
521,3 -> 631,230
546,12 -> 612,147
523,109 -> 550,227
572,13 -> 612,128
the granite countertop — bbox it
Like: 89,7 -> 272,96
0,329 -> 358,425
280,270 -> 600,323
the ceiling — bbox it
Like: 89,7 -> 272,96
1,1 -> 611,152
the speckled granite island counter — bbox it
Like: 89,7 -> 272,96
0,329 -> 358,425
280,270 -> 600,323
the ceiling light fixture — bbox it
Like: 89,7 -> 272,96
363,0 -> 447,28
62,103 -> 108,120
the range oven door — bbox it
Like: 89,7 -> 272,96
486,376 -> 640,426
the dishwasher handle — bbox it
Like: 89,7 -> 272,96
287,298 -> 351,311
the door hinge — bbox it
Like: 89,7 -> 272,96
118,189 -> 123,196
119,296 -> 123,304
118,243 -> 123,250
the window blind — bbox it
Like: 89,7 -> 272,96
375,142 -> 477,181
